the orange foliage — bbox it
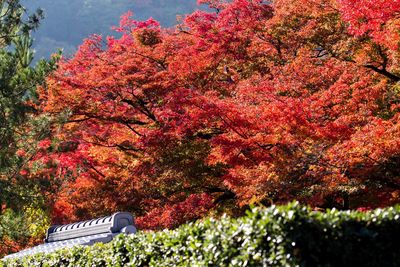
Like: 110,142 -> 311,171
33,0 -> 400,228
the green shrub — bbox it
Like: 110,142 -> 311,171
2,202 -> 400,266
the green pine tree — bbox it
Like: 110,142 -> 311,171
0,1 -> 57,256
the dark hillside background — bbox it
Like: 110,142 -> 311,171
22,0 -> 198,60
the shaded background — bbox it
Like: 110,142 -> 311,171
22,0 -> 199,60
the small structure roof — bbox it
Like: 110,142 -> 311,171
3,212 -> 136,260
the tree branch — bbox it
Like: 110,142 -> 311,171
364,65 -> 400,82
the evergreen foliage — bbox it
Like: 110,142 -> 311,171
2,202 -> 400,266
0,0 -> 57,256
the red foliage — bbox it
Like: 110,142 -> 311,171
339,0 -> 400,48
136,193 -> 214,229
33,0 -> 400,228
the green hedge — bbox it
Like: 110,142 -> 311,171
2,202 -> 400,266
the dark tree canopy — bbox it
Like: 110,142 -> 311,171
0,0 -> 56,255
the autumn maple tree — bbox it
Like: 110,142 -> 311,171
29,0 -> 400,229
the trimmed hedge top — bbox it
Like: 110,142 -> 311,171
2,202 -> 400,266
